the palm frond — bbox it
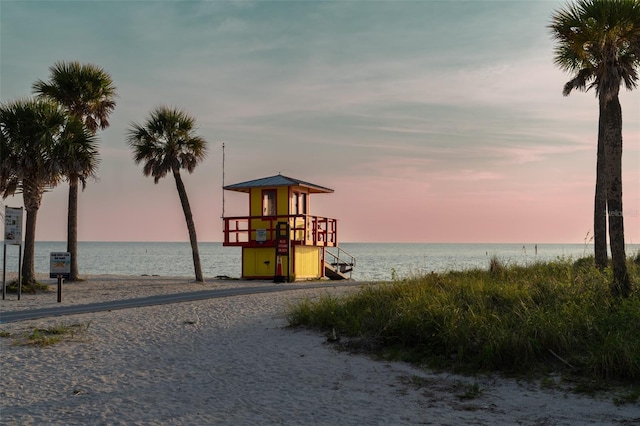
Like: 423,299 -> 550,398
33,61 -> 117,134
0,98 -> 72,198
127,106 -> 208,183
550,0 -> 640,99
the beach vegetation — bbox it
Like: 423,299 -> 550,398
613,387 -> 640,405
1,99 -> 93,285
4,279 -> 50,294
488,254 -> 505,276
287,257 -> 640,391
1,322 -> 91,348
456,382 -> 482,401
549,0 -> 640,296
539,375 -> 561,390
9,322 -> 91,347
127,106 -> 208,282
33,61 -> 117,282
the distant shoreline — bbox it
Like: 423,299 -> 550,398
22,240 -> 612,244
3,242 -> 639,282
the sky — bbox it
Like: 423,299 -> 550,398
1,0 -> 639,244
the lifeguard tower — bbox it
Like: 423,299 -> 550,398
222,174 -> 355,281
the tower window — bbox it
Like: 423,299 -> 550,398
262,190 -> 276,216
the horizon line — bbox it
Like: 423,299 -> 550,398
21,240 -> 627,246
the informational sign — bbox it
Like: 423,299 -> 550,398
256,229 -> 267,243
275,222 -> 290,256
4,206 -> 23,245
274,222 -> 290,283
50,252 -> 71,279
277,238 -> 289,256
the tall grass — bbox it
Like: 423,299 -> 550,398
288,257 -> 640,381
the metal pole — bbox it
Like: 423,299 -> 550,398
222,143 -> 225,216
2,244 -> 6,300
17,245 -> 22,301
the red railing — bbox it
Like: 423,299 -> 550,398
222,214 -> 337,247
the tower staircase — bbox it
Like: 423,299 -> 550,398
324,247 -> 356,280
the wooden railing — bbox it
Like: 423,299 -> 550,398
222,214 -> 337,247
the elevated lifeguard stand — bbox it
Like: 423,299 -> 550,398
222,174 -> 355,281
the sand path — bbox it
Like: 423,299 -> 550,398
1,276 -> 638,425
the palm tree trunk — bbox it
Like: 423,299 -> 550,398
603,96 -> 630,297
594,99 -> 607,269
67,176 -> 79,281
172,168 -> 204,282
21,183 -> 42,285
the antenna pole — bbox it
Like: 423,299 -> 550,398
222,142 -> 225,220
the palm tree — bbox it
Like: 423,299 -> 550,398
54,118 -> 100,278
33,61 -> 116,281
1,98 -> 94,285
127,106 -> 207,282
550,0 -> 640,297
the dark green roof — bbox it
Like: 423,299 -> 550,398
223,174 -> 334,194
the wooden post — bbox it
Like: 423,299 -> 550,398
57,275 -> 63,303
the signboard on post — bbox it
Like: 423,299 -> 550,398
4,207 -> 23,245
50,252 -> 70,303
50,252 -> 71,279
3,206 -> 24,300
274,222 -> 290,283
277,238 -> 289,256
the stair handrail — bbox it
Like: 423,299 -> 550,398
325,246 -> 356,278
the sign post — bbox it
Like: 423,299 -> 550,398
274,222 -> 290,283
50,252 -> 71,303
2,245 -> 5,301
3,206 -> 24,300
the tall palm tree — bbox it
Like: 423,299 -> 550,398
550,0 -> 640,297
127,106 -> 207,282
54,118 -> 100,277
33,61 -> 116,281
1,98 -> 94,285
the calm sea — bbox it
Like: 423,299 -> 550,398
2,242 -> 638,282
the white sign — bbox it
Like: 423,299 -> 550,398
256,229 -> 267,243
50,252 -> 71,279
4,207 -> 23,245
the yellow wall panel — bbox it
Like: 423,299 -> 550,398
243,247 -> 290,278
294,246 -> 321,279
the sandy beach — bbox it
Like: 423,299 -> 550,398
1,275 -> 638,425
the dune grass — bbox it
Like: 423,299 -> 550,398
0,322 -> 91,347
287,256 -> 640,384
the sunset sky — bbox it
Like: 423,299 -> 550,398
1,0 -> 639,244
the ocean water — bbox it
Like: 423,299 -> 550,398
3,242 -> 637,282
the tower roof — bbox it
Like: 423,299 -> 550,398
223,174 -> 334,194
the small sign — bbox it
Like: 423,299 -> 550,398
4,206 -> 23,245
50,252 -> 71,279
277,238 -> 289,256
256,229 -> 267,243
